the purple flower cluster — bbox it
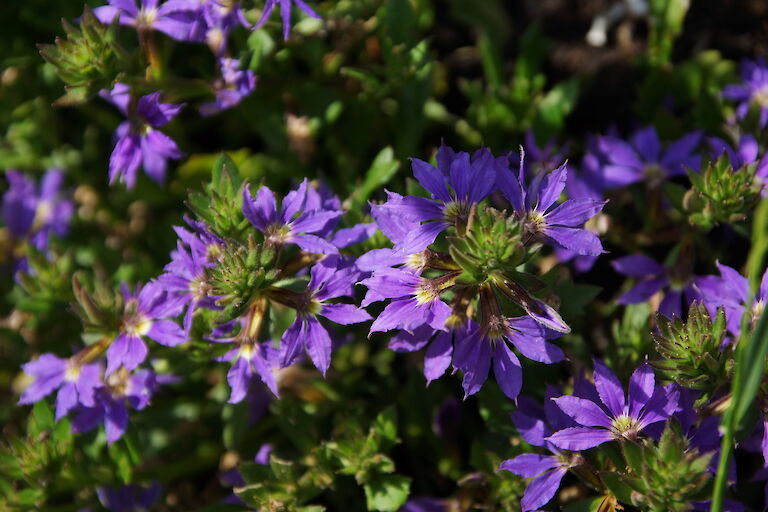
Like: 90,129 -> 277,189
358,144 -> 604,400
18,279 -> 185,443
154,179 -> 373,404
92,0 -> 323,189
94,0 -> 321,45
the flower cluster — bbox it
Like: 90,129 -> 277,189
359,145 -> 603,400
90,0 -> 321,188
13,9 -> 768,504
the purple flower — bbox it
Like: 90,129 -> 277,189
386,322 -> 470,387
360,268 -> 453,335
546,360 -> 678,450
101,83 -> 184,189
596,126 -> 701,187
106,281 -> 186,375
196,0 -> 251,53
71,369 -> 159,443
612,253 -> 700,318
215,336 -> 279,402
158,221 -> 221,331
452,317 -> 565,400
279,255 -> 371,374
722,58 -> 768,128
499,389 -> 578,511
254,0 -> 321,40
200,58 -> 257,116
18,354 -> 102,420
94,0 -> 202,41
387,305 -> 566,400
96,482 -> 162,512
367,146 -> 503,266
173,216 -> 224,264
2,169 -> 73,248
356,192 -> 430,272
497,150 -> 606,256
694,262 -> 767,335
242,179 -> 344,255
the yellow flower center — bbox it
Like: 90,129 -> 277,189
611,414 -> 641,441
64,363 -> 81,382
754,85 -> 768,108
265,224 -> 292,245
124,313 -> 152,337
137,7 -> 158,27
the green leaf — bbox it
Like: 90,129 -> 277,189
364,474 -> 411,512
371,406 -> 399,451
663,182 -> 687,211
533,78 -> 580,140
347,147 -> 400,209
340,67 -> 382,90
27,401 -> 54,437
247,29 -> 275,71
478,32 -> 503,91
108,437 -> 139,484
622,441 -> 643,474
212,153 -> 243,193
269,456 -> 296,483
600,472 -> 633,504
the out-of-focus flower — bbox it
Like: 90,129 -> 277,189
2,169 -> 74,250
695,262 -> 767,335
101,83 -> 184,189
613,253 -> 700,318
200,58 -> 257,116
722,58 -> 768,128
71,368 -> 160,443
596,126 -> 701,187
96,481 -> 162,512
18,354 -> 101,420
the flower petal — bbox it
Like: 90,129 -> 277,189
546,427 -> 613,450
498,454 -> 559,478
552,396 -> 612,428
593,358 -> 625,417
